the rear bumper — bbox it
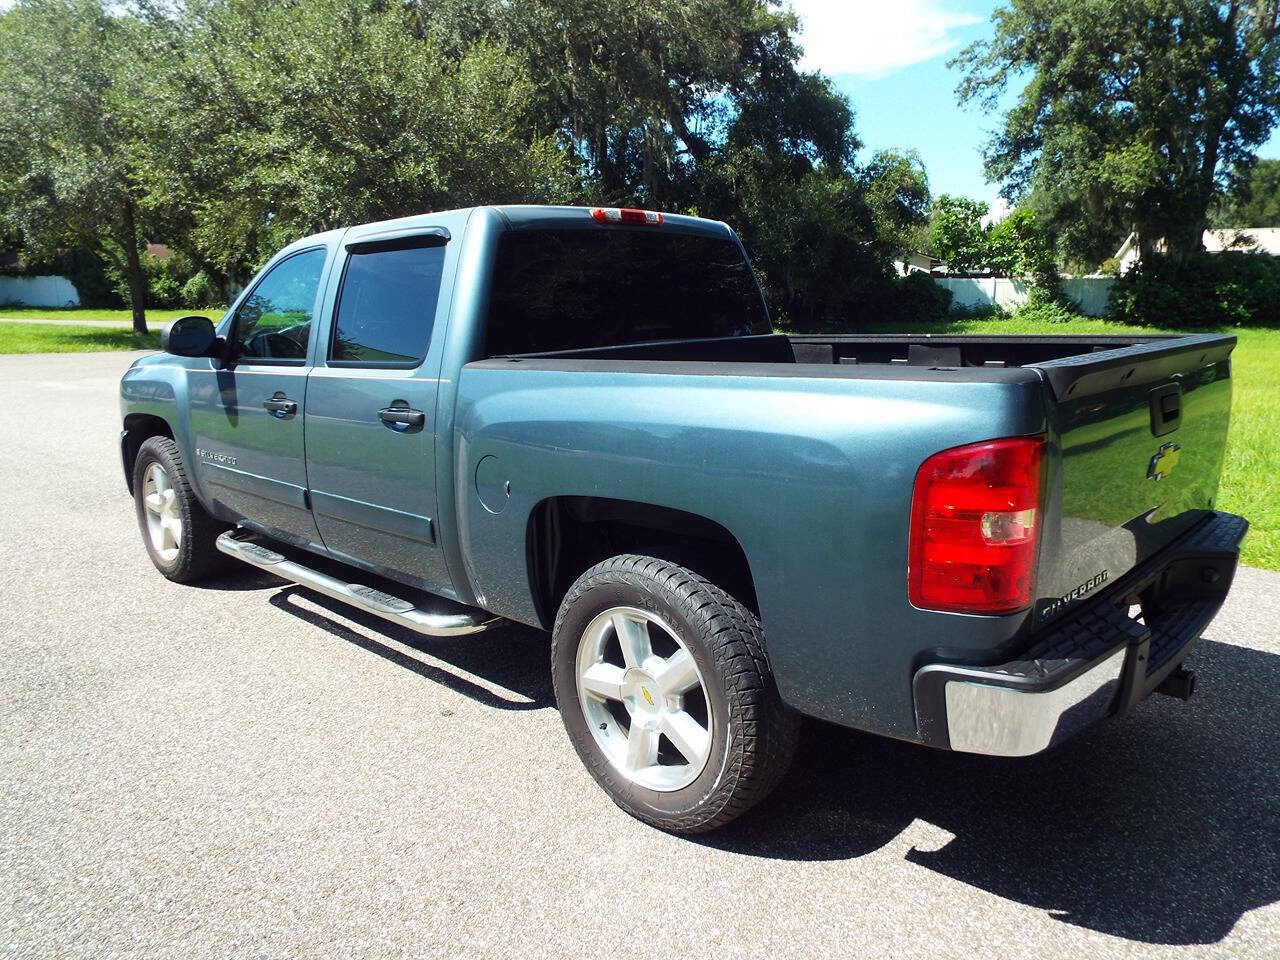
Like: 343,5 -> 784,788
913,511 -> 1248,756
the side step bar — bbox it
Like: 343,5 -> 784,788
216,530 -> 502,637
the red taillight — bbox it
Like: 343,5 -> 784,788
908,436 -> 1044,615
590,207 -> 664,225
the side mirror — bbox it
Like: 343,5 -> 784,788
161,315 -> 220,357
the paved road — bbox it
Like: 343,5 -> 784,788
2,350 -> 1278,959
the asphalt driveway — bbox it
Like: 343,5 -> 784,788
2,350 -> 1277,958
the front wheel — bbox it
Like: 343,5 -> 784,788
551,555 -> 799,833
132,436 -> 228,583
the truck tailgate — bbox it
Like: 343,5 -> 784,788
1031,334 -> 1236,624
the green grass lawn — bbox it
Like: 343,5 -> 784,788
0,306 -> 224,354
0,322 -> 162,353
0,306 -> 224,324
844,316 -> 1278,572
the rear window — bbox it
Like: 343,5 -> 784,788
485,228 -> 769,356
330,238 -> 446,366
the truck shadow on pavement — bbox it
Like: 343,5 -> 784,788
209,572 -> 1276,945
702,637 -> 1280,946
267,586 -> 556,711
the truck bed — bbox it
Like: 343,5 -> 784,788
498,331 -> 1204,374
465,329 -> 1235,733
500,331 -> 1172,366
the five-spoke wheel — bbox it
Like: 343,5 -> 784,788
552,554 -> 799,833
132,435 -> 227,583
141,461 -> 183,562
575,606 -> 713,792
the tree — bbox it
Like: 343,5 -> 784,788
861,149 -> 932,258
953,0 -> 1280,269
1213,156 -> 1280,225
134,0 -> 570,281
0,0 -> 163,333
930,196 -> 990,272
414,0 -> 930,327
987,209 -> 1060,295
0,0 -> 934,327
930,196 -> 1060,297
417,0 -> 819,205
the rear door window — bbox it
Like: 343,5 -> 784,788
330,238 -> 447,367
485,228 -> 769,356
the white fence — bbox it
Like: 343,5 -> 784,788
0,275 -> 81,308
934,276 -> 1115,317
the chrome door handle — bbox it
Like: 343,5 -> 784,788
378,406 -> 425,428
264,396 -> 297,417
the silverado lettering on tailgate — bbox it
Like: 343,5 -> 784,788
1040,569 -> 1110,619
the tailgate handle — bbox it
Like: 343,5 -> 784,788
1149,383 -> 1182,437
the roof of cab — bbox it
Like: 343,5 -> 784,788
291,204 -> 733,250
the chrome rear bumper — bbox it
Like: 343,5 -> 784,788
913,511 -> 1248,757
943,647 -> 1127,757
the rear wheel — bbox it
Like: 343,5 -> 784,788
551,554 -> 798,833
132,436 -> 228,583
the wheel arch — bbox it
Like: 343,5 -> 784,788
121,413 -> 175,495
525,496 -> 760,632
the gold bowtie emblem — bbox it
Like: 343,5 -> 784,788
1148,442 -> 1182,481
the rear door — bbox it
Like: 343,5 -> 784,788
188,245 -> 331,548
303,228 -> 455,594
1032,334 -> 1235,624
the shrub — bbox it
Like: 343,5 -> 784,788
105,248 -> 204,309
1109,252 -> 1280,327
948,301 -> 1009,320
886,271 -> 953,322
181,270 -> 224,308
1012,300 -> 1080,324
53,247 -> 122,307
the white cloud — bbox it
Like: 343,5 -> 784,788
789,0 -> 982,79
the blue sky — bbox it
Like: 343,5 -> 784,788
788,0 -> 1280,208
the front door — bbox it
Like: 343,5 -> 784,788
188,245 -> 329,548
303,233 -> 453,593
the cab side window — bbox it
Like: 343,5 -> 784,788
329,237 -> 446,367
232,248 -> 327,362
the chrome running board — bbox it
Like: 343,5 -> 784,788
216,530 -> 502,637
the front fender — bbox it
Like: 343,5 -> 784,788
119,354 -> 204,500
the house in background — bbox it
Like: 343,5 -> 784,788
892,252 -> 945,276
1112,228 -> 1280,274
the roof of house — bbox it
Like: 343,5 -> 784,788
1202,228 -> 1280,255
1112,227 -> 1280,263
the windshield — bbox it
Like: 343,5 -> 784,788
485,227 -> 769,356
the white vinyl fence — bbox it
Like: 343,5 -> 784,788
0,275 -> 81,308
934,276 -> 1115,317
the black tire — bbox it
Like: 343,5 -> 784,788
132,436 -> 228,583
551,554 -> 799,834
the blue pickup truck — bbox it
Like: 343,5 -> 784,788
120,204 -> 1247,833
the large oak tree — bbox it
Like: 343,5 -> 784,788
954,0 -> 1280,268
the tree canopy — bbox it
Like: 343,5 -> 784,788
0,0 -> 936,328
954,0 -> 1280,268
1212,156 -> 1280,226
0,0 -> 162,331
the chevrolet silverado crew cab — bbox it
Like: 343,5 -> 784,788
120,205 -> 1247,833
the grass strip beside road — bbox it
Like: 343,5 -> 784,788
0,306 -> 224,325
0,322 -> 161,354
